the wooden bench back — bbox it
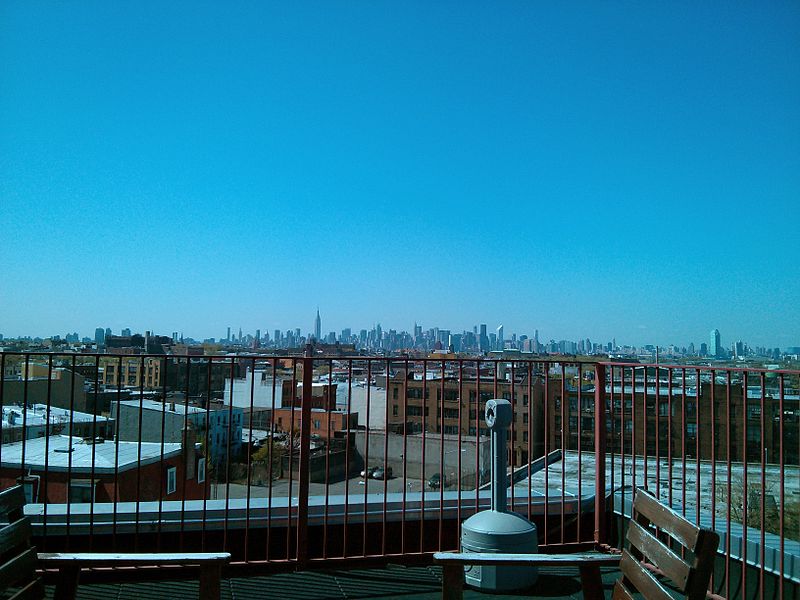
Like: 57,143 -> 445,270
613,489 -> 719,600
0,486 -> 44,600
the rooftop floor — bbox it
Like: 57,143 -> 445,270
45,564 -> 622,600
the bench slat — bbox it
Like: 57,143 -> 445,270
38,552 -> 231,567
433,552 -> 621,566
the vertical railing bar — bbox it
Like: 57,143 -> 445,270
594,363 -> 607,547
576,363 -> 582,544
642,365 -> 648,491
343,359 -> 353,558
741,370 -> 748,598
0,352 -> 5,480
457,359 -> 464,542
297,345 -> 313,566
474,361 -> 480,514
179,357 -> 191,550
287,358 -> 298,561
244,357 -> 256,563
543,366 -> 549,546
619,367 -> 626,520
66,354 -> 76,550
778,373 -> 785,600
694,368 -> 700,526
400,358 -> 408,556
112,355 -> 123,550
201,357 -> 213,552
382,358 -> 390,556
560,362 -> 566,544
324,358 -> 333,559
156,356 -> 167,552
438,359 -> 445,551
709,368 -> 717,594
41,354 -> 53,550
526,361 -> 533,522
680,367 -> 686,518
607,365 -> 614,509
420,359 -> 428,553
89,355 -> 100,550
21,354 -> 30,495
266,358 -> 278,561
725,370 -> 732,599
363,359 -> 372,557
655,366 -> 661,501
223,358 -> 236,552
509,362 -> 516,516
759,371 -> 766,600
668,368 -> 673,508
134,354 -> 145,551
631,366 -> 637,498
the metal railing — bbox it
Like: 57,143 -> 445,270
0,351 -> 796,597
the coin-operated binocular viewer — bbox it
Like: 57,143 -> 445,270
459,399 -> 539,591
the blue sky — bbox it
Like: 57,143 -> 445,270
1,2 -> 798,348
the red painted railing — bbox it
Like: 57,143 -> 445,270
0,351 -> 796,597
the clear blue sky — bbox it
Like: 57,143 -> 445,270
1,2 -> 798,348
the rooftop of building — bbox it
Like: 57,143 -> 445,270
0,434 -> 184,472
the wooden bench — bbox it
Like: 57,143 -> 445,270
0,485 -> 231,600
435,487 -> 721,600
613,489 -> 719,600
433,550 -> 621,600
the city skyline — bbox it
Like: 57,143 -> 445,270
1,314 -> 793,357
1,3 -> 798,347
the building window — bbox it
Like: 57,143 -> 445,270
69,479 -> 96,503
197,458 -> 206,484
392,405 -> 399,417
166,467 -> 177,495
313,419 -> 321,429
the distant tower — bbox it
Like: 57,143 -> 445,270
496,325 -> 504,350
314,309 -> 322,341
710,329 -> 721,358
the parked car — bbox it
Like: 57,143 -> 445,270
428,473 -> 448,489
371,466 -> 392,480
360,466 -> 379,479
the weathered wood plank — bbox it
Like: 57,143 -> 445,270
38,552 -> 231,567
0,546 -> 38,591
633,491 -> 700,552
619,550 -> 674,600
441,564 -> 464,600
0,486 -> 27,522
0,518 -> 32,556
627,520 -> 691,591
432,552 -> 621,566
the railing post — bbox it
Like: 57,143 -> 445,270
594,363 -> 607,546
296,344 -> 314,566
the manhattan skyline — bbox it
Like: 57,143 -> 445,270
1,2 -> 798,347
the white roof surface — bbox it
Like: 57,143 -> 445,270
0,435 -> 183,473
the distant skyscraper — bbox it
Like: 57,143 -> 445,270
314,309 -> 322,341
226,327 -> 231,342
496,325 -> 504,350
95,327 -> 105,346
710,329 -> 721,358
